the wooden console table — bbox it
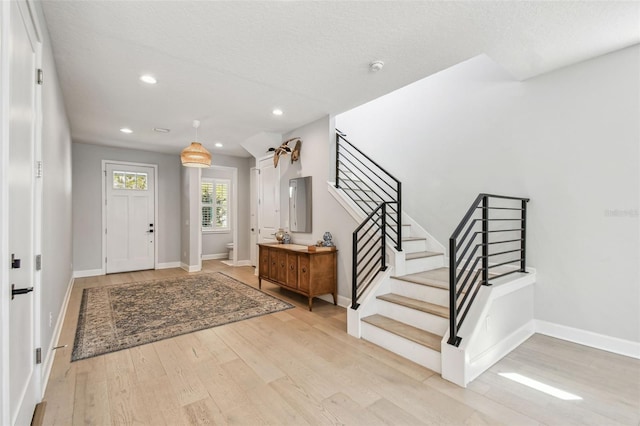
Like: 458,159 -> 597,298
258,243 -> 337,311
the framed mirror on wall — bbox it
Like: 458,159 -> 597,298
289,177 -> 312,233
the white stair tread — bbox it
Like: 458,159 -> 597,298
393,267 -> 497,290
393,267 -> 451,289
402,236 -> 426,242
377,293 -> 449,318
405,251 -> 442,260
362,314 -> 442,352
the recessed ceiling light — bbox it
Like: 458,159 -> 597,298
120,127 -> 133,134
140,74 -> 157,84
272,109 -> 283,116
215,143 -> 223,148
153,127 -> 171,133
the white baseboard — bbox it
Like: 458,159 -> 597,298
73,268 -> 103,278
535,319 -> 640,359
41,275 -> 74,397
156,261 -> 180,269
180,262 -> 201,273
202,253 -> 228,260
466,320 -> 536,385
317,293 -> 351,309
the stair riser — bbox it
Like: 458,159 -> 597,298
404,255 -> 445,275
376,300 -> 448,335
402,225 -> 411,239
403,239 -> 427,253
389,279 -> 450,307
361,322 -> 442,373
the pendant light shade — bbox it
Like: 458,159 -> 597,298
181,120 -> 212,168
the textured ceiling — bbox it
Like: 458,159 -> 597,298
41,1 -> 640,158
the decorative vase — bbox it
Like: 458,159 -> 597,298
283,233 -> 291,244
275,228 -> 285,243
322,231 -> 335,247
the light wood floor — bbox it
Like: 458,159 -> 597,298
42,261 -> 640,425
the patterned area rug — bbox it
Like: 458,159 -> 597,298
71,272 -> 293,361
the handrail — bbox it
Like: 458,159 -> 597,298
448,193 -> 530,346
335,130 -> 402,252
351,202 -> 387,309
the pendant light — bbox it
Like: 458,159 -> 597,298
180,120 -> 212,168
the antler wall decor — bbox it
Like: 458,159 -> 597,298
267,137 -> 302,167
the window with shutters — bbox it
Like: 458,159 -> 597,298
202,178 -> 230,232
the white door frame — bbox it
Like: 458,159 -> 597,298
101,160 -> 159,274
249,167 -> 258,267
1,0 -> 43,422
200,165 -> 238,265
257,154 -> 280,244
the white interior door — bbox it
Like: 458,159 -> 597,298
105,162 -> 156,273
8,1 -> 40,423
258,156 -> 280,243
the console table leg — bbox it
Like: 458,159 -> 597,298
332,292 -> 337,305
308,297 -> 313,311
258,277 -> 261,289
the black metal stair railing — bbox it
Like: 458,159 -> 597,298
335,130 -> 402,310
351,203 -> 387,309
335,130 -> 402,251
448,193 -> 530,347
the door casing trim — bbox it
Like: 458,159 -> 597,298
101,160 -> 159,274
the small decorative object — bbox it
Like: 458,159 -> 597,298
322,231 -> 335,247
316,240 -> 324,247
267,137 -> 302,167
275,228 -> 285,243
283,232 -> 291,244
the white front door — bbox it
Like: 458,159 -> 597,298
7,1 -> 41,424
258,156 -> 280,243
105,162 -> 156,273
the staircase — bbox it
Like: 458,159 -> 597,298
353,222 -> 449,373
331,130 -> 537,387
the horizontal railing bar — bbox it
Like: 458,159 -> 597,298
456,234 -> 481,264
456,269 -> 481,306
487,269 -> 525,282
457,281 -> 484,328
456,243 -> 481,273
487,259 -> 524,269
338,165 -> 394,204
337,155 -> 397,198
353,203 -> 385,233
456,256 -> 481,296
357,238 -> 383,269
488,238 -> 524,245
337,134 -> 401,186
484,248 -> 524,258
479,193 -> 530,202
337,158 -> 394,197
357,251 -> 382,280
476,206 -> 524,211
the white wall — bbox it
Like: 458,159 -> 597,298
278,116 -> 357,299
337,46 -> 640,342
180,166 -> 200,270
72,143 -> 181,271
37,2 -> 73,379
